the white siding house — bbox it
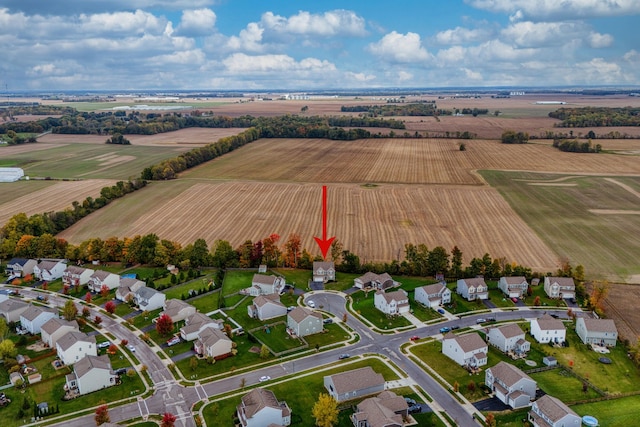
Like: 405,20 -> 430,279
442,332 -> 488,367
528,395 -> 581,427
33,259 -> 67,282
544,277 -> 576,299
243,274 -> 286,296
456,278 -> 489,301
88,270 -> 120,292
161,299 -> 197,323
115,277 -> 145,302
487,324 -> 530,355
498,276 -> 528,298
236,388 -> 291,427
485,361 -> 537,409
415,283 -> 451,308
62,266 -> 94,287
575,317 -> 617,347
56,331 -> 97,365
180,312 -> 222,342
64,355 -> 117,396
530,315 -> 566,344
248,294 -> 287,321
41,318 -> 79,348
19,305 -> 57,334
0,298 -> 30,323
5,258 -> 37,278
287,307 -> 323,337
134,286 -> 166,311
374,290 -> 409,315
193,328 -> 233,359
313,261 -> 335,283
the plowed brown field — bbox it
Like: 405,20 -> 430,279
0,179 -> 116,225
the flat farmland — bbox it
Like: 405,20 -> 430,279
58,180 -> 559,272
0,179 -> 116,225
481,171 -> 640,283
183,138 -> 640,184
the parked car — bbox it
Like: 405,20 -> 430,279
437,308 -> 445,314
167,336 -> 181,346
408,404 -> 421,414
97,341 -> 111,349
287,306 -> 296,312
439,327 -> 450,333
259,375 -> 271,382
338,354 -> 350,360
511,297 -> 519,303
323,318 -> 333,324
450,325 -> 460,330
126,344 -> 136,352
36,295 -> 45,301
404,397 -> 417,405
409,336 -> 420,341
476,318 -> 486,324
487,316 -> 496,322
307,300 -> 315,308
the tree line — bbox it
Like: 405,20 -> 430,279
340,102 -> 450,117
501,130 -> 529,144
552,138 -> 602,153
549,106 -> 640,127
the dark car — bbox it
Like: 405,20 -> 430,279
338,353 -> 350,360
450,325 -> 460,330
408,404 -> 421,414
323,318 -> 333,324
404,397 -> 417,405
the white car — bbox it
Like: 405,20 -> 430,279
126,344 -> 136,352
97,341 -> 111,349
259,375 -> 271,382
307,300 -> 315,308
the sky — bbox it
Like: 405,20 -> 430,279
1,0 -> 639,91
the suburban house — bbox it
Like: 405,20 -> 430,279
161,299 -> 197,323
88,270 -> 120,292
351,390 -> 408,427
0,298 -> 30,322
498,276 -> 529,298
441,332 -> 488,368
324,367 -> 385,402
287,307 -> 323,337
180,312 -> 222,341
456,278 -> 489,301
485,361 -> 537,409
115,277 -> 146,302
40,317 -> 79,348
248,294 -> 287,321
415,282 -> 452,308
193,327 -> 233,359
56,331 -> 97,365
64,354 -> 117,396
62,266 -> 94,287
236,387 -> 291,427
354,272 -> 399,290
530,315 -> 566,344
19,305 -> 58,334
134,286 -> 166,312
528,394 -> 581,427
487,324 -> 530,355
5,258 -> 37,278
243,274 -> 286,296
575,317 -> 618,347
374,289 -> 410,315
313,261 -> 335,283
33,259 -> 67,282
544,277 -> 576,300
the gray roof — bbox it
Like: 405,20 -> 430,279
240,387 -> 285,419
546,276 -> 575,287
20,304 -> 57,321
533,394 -> 578,422
91,270 -> 116,280
313,261 -> 334,270
459,277 -> 487,287
253,274 -> 279,285
419,283 -> 447,295
0,298 -> 29,313
41,317 -> 78,335
488,361 -> 534,387
56,331 -> 96,351
376,289 -> 408,304
326,367 -> 384,395
254,294 -> 284,308
534,315 -> 566,331
64,266 -> 92,275
354,391 -> 405,427
446,332 -> 487,353
136,286 -> 161,299
502,276 -> 527,284
288,307 -> 322,323
581,317 -> 617,334
74,354 -> 113,379
493,323 -> 525,339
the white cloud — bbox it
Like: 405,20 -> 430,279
467,0 -> 640,20
176,9 -> 216,37
623,49 -> 640,62
79,10 -> 166,35
588,32 -> 613,48
367,31 -> 430,63
501,21 -> 589,47
260,9 -> 366,37
345,71 -> 376,82
225,23 -> 265,52
434,26 -> 492,45
222,53 -> 336,73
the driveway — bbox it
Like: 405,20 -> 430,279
309,281 -> 324,291
564,298 -> 578,308
473,396 -> 510,412
483,299 -> 497,309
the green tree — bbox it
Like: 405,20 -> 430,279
427,246 -> 449,276
62,300 -> 78,321
0,339 -> 17,359
330,239 -> 343,264
312,393 -> 339,427
259,344 -> 270,359
450,246 -> 463,279
211,239 -> 238,269
0,317 -> 8,340
189,356 -> 199,371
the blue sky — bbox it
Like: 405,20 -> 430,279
1,0 -> 639,91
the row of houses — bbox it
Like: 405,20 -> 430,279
246,292 -> 324,337
456,276 -> 576,301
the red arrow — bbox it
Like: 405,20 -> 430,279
313,185 -> 335,259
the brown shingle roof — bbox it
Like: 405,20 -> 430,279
503,276 -> 527,284
313,261 -> 334,270
327,367 -> 384,395
56,331 -> 96,351
20,305 -> 57,321
288,307 -> 321,323
535,315 -> 566,331
253,274 -> 279,285
582,318 -> 617,333
74,354 -> 112,379
254,294 -> 284,308
376,289 -> 407,304
240,387 -> 283,418
460,277 -> 486,287
547,277 -> 575,287
488,361 -> 534,387
494,323 -> 525,339
447,332 -> 487,353
41,317 -> 78,335
533,394 -> 578,422
355,392 -> 404,427
420,283 -> 446,295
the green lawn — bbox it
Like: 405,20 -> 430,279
252,322 -> 304,353
530,368 -> 601,402
162,273 -> 217,300
202,357 -> 401,427
188,291 -> 221,313
572,395 -> 640,427
480,171 -> 640,281
221,270 -> 256,296
445,289 -> 489,315
351,291 -> 412,330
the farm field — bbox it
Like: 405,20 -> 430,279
58,179 -> 559,272
481,171 -> 640,283
0,179 -> 116,225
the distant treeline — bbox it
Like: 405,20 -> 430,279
552,138 -> 602,153
501,130 -> 529,144
341,103 -> 451,117
549,106 -> 640,127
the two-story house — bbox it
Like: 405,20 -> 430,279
487,323 -> 530,355
236,387 -> 291,427
313,261 -> 335,283
544,277 -> 576,300
0,298 -> 30,322
575,317 -> 618,347
528,394 -> 581,427
161,299 -> 197,323
33,259 -> 67,282
442,332 -> 488,368
62,266 -> 95,287
134,286 -> 166,312
88,270 -> 120,292
248,294 -> 287,321
180,312 -> 222,342
5,258 -> 37,278
115,277 -> 146,302
499,276 -> 529,298
456,278 -> 489,301
64,354 -> 117,396
193,327 -> 233,359
56,331 -> 97,365
354,272 -> 399,290
485,361 -> 537,409
287,307 -> 323,337
415,283 -> 452,308
19,305 -> 57,334
324,367 -> 385,402
530,315 -> 566,344
351,390 -> 408,427
244,274 -> 286,296
40,317 -> 79,348
374,289 -> 409,315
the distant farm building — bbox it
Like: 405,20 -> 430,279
0,167 -> 25,182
